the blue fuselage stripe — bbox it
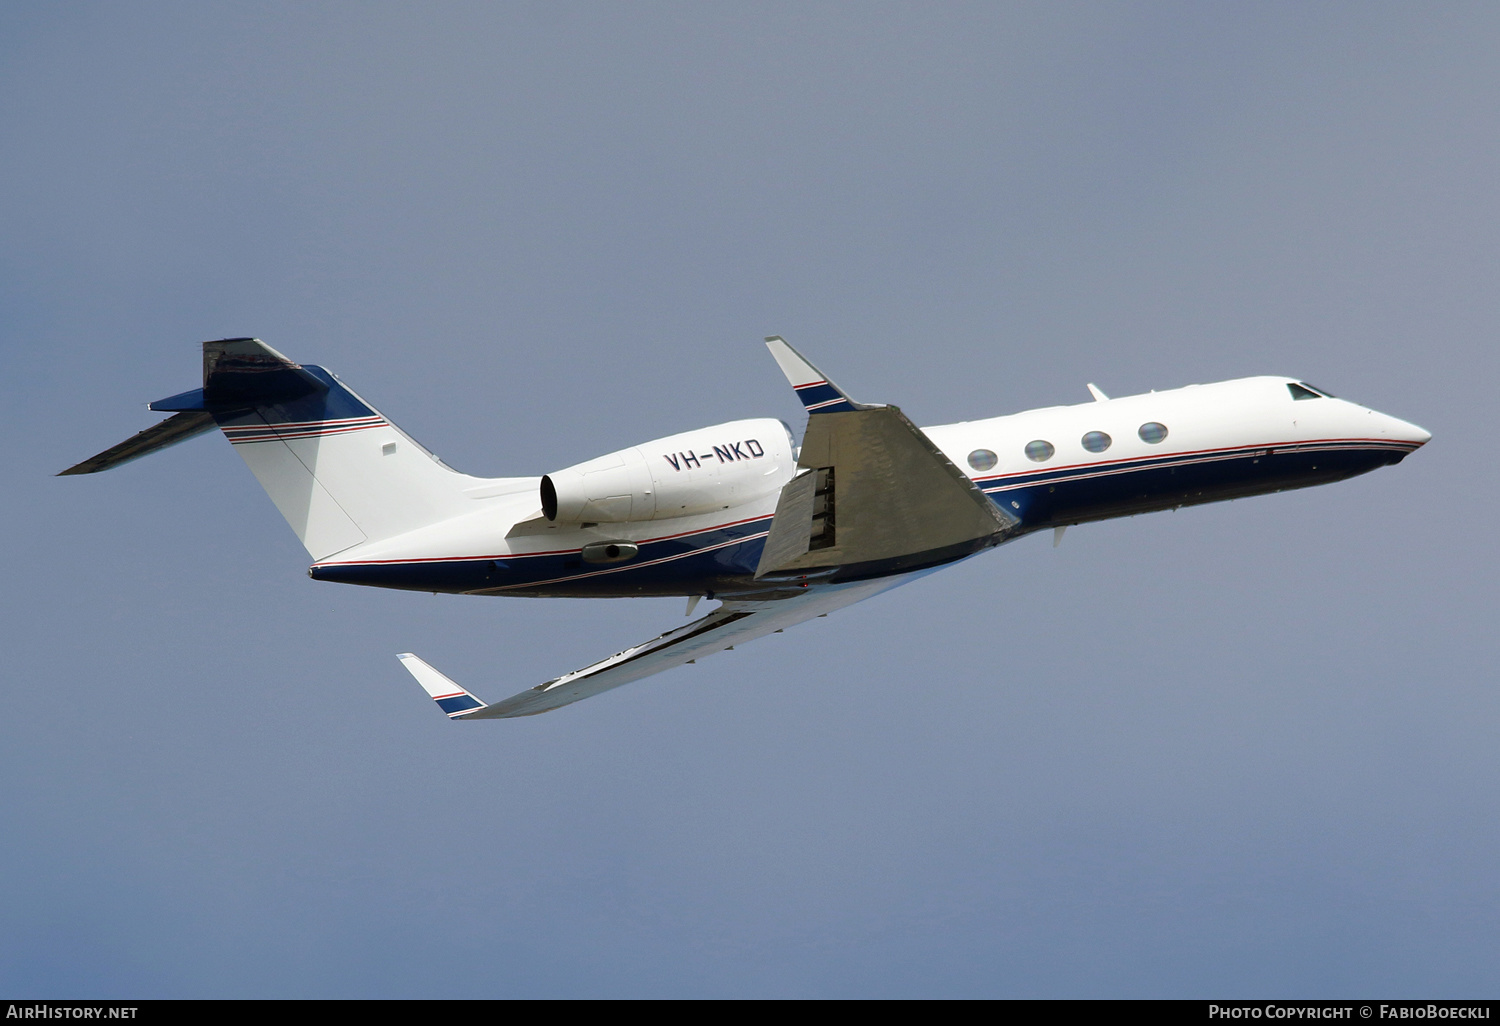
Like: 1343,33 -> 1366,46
309,439 -> 1413,597
311,516 -> 776,596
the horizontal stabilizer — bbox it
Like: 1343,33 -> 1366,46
202,338 -> 326,407
148,388 -> 208,412
398,575 -> 915,719
58,337 -> 325,476
58,410 -> 216,476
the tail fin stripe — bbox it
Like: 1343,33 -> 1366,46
222,417 -> 387,444
225,422 -> 383,433
223,415 -> 386,432
224,427 -> 385,441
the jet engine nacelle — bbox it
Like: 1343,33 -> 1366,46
541,418 -> 795,523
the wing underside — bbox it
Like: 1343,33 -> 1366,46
399,574 -> 917,719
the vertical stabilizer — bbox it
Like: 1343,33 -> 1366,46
201,340 -> 484,560
61,339 -> 528,562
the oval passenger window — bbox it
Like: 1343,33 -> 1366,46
1024,440 -> 1055,463
1081,431 -> 1112,453
1138,422 -> 1168,444
967,449 -> 998,472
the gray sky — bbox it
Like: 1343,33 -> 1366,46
3,2 -> 1496,997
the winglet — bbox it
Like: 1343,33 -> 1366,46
397,653 -> 487,719
764,336 -> 868,413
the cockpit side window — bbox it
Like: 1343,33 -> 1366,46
1288,382 -> 1323,400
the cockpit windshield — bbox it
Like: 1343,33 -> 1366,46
1288,382 -> 1335,400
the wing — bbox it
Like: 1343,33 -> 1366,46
757,336 -> 1019,579
400,336 -> 1020,721
398,574 -> 916,719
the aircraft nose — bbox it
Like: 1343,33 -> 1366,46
1388,415 -> 1431,447
1357,406 -> 1431,449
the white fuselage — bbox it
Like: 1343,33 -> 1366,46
307,375 -> 1428,597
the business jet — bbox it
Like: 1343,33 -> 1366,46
62,337 -> 1430,719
